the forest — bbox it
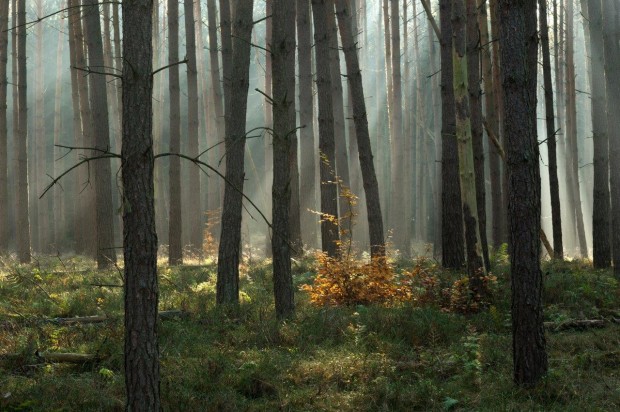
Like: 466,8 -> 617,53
0,0 -> 619,410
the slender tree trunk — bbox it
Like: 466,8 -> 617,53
216,0 -> 255,305
297,0 -> 318,249
121,1 -> 160,408
0,0 -> 9,253
168,0 -> 183,265
184,0 -> 203,257
207,0 -> 224,230
16,0 -> 30,263
453,0 -> 487,297
587,0 -> 610,267
272,0 -> 296,318
602,1 -> 620,278
466,0 -> 490,270
440,0 -> 464,269
34,0 -> 46,252
335,0 -> 386,259
539,0 -> 563,260
312,0 -> 340,257
498,0 -> 548,386
53,15 -> 66,250
84,0 -> 117,268
263,0 -> 274,258
564,0 -> 588,258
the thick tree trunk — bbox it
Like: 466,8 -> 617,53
168,0 -> 183,265
16,0 -> 30,263
297,0 -> 318,249
440,0 -> 464,269
121,1 -> 160,409
184,0 -> 204,257
272,0 -> 296,318
453,0 -> 487,297
216,0 -> 255,304
498,0 -> 548,386
539,0 -> 563,260
84,0 -> 117,269
335,0 -> 386,259
565,0 -> 588,258
587,0 -> 610,267
312,0 -> 340,258
0,0 -> 8,253
602,1 -> 620,278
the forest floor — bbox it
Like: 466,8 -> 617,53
0,250 -> 618,411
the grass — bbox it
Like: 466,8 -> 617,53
0,252 -> 618,411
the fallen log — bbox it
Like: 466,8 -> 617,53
544,319 -> 607,331
48,310 -> 190,325
35,351 -> 99,364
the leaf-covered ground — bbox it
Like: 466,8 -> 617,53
0,252 -> 618,411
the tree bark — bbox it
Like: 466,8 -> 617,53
440,0 -> 464,269
84,0 -> 117,269
184,0 -> 204,257
216,0 -> 255,304
0,0 -> 9,253
122,1 -> 160,409
271,0 -> 296,319
312,0 -> 340,258
498,0 -> 548,386
335,0 -> 386,259
53,15 -> 67,250
539,0 -> 563,260
588,0 -> 610,267
168,0 -> 183,265
297,0 -> 318,249
16,0 -> 31,263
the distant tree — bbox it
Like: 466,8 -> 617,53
0,0 -> 8,253
271,0 -> 296,319
184,0 -> 203,257
84,0 -> 117,269
312,0 -> 340,257
439,0 -> 464,269
498,0 -> 548,386
168,0 -> 183,265
121,0 -> 160,408
16,0 -> 30,264
216,0 -> 255,305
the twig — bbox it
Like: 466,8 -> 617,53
152,58 -> 189,77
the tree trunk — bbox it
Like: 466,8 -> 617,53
184,0 -> 204,257
312,0 -> 340,258
84,0 -> 117,268
498,0 -> 548,386
16,0 -> 30,263
602,1 -> 620,278
539,0 -> 563,260
564,0 -> 588,258
34,0 -> 45,252
335,0 -> 386,259
0,0 -> 9,253
297,0 -> 318,249
53,15 -> 66,250
440,0 -> 464,269
453,0 -> 487,298
121,1 -> 160,409
587,0 -> 610,267
216,0 -> 255,304
168,0 -> 183,265
272,0 -> 296,318
466,0 -> 490,270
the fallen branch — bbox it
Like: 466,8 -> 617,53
35,351 -> 99,364
50,315 -> 107,325
544,319 -> 607,331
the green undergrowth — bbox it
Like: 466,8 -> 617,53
0,252 -> 618,411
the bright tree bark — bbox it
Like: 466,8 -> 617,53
216,0 -> 255,304
184,0 -> 203,256
439,0 -> 464,269
121,0 -> 160,408
312,0 -> 340,257
0,0 -> 9,253
34,0 -> 45,252
498,0 -> 548,386
335,0 -> 386,259
53,15 -> 67,250
84,0 -> 117,268
587,0 -> 610,267
272,0 -> 296,318
168,0 -> 183,265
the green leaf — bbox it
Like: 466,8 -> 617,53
443,396 -> 459,410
